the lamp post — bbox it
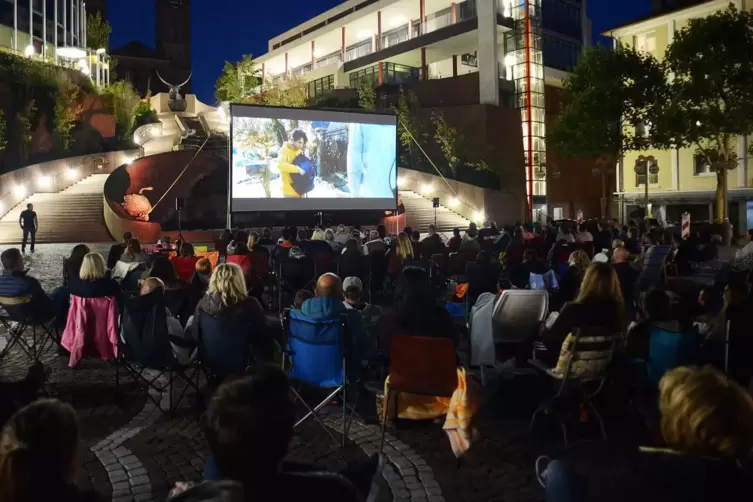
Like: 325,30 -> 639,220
634,155 -> 658,219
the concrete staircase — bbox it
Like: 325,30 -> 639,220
398,189 -> 472,233
0,174 -> 113,244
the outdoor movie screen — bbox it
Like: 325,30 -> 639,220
230,104 -> 398,212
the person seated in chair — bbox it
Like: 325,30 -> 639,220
280,247 -> 315,292
63,244 -> 91,289
420,224 -> 445,258
293,289 -> 314,310
539,366 -> 753,502
143,255 -> 184,291
0,399 -> 106,502
539,262 -> 624,366
301,228 -> 334,257
509,249 -> 547,289
300,273 -> 367,367
467,251 -> 500,302
363,230 -> 387,256
140,277 -> 194,364
188,264 -> 271,359
70,252 -> 121,299
376,266 -> 456,355
342,277 -> 382,334
171,368 -> 364,502
0,248 -> 56,322
171,242 -> 201,283
106,232 -> 132,270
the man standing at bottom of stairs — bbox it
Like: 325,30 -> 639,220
19,203 -> 38,254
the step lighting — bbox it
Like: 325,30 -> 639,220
474,210 -> 485,222
66,168 -> 78,180
38,175 -> 51,187
13,185 -> 25,197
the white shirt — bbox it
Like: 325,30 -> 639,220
736,241 -> 753,259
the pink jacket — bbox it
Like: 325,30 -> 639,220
61,295 -> 119,368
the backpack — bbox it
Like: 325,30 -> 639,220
290,154 -> 316,195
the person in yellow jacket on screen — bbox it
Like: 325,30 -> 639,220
276,130 -> 308,198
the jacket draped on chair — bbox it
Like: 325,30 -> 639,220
61,295 -> 119,368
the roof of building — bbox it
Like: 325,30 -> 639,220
111,41 -> 168,62
603,0 -> 710,34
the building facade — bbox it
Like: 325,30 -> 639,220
254,0 -> 589,220
0,0 -> 88,59
606,0 -> 753,232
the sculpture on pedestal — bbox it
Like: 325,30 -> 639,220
156,70 -> 192,112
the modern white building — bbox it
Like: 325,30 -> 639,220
0,0 -> 110,84
254,0 -> 591,218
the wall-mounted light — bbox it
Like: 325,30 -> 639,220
13,185 -> 26,197
66,167 -> 78,180
474,210 -> 485,222
124,157 -> 134,165
421,184 -> 433,195
449,197 -> 459,207
24,45 -> 35,58
397,176 -> 405,187
38,175 -> 52,187
313,48 -> 324,58
357,30 -> 372,41
390,16 -> 406,28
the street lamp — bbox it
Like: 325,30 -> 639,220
634,155 -> 658,218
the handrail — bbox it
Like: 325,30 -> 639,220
148,136 -> 210,215
399,119 -> 459,198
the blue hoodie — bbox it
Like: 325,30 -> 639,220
300,296 -> 368,372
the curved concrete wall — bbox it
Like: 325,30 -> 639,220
398,168 -> 527,225
0,150 -> 138,220
103,149 -> 224,243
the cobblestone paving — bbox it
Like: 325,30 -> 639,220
0,244 -> 562,502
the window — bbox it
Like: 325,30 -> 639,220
307,75 -> 335,99
542,34 -> 580,71
694,155 -> 713,175
635,32 -> 656,53
635,121 -> 651,138
635,172 -> 659,186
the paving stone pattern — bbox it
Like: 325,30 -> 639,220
0,244 -> 560,502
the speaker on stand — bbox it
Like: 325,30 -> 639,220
432,197 -> 440,228
176,197 -> 185,242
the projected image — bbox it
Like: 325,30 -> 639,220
230,106 -> 397,212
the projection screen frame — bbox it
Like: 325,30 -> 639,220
228,103 -> 399,214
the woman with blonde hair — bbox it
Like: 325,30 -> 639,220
558,249 -> 591,305
69,252 -> 120,298
189,263 -> 270,359
538,365 -> 753,501
395,232 -> 414,260
541,262 -> 624,364
0,399 -> 105,502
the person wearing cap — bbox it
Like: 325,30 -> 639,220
342,277 -> 382,333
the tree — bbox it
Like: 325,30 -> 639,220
549,44 -> 666,218
86,12 -> 111,50
393,88 -> 426,169
357,79 -> 376,111
104,81 -> 140,142
653,5 -> 753,230
215,55 -> 259,103
0,110 -> 7,152
431,111 -> 459,173
54,74 -> 83,150
257,75 -> 308,108
17,100 -> 36,161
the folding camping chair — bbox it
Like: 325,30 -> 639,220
0,295 -> 59,362
117,292 -> 199,416
278,257 -> 316,311
196,309 -> 261,387
283,309 -> 356,447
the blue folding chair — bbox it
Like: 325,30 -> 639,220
646,326 -> 699,386
197,309 -> 260,384
283,309 -> 355,447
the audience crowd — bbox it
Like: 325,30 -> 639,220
1,216 -> 753,501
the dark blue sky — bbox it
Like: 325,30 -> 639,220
109,0 -> 654,104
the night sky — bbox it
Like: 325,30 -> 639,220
108,0 -> 655,104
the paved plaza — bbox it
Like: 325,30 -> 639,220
0,243 -> 600,502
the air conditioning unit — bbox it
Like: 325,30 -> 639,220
461,52 -> 478,68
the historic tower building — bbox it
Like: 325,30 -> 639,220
155,0 -> 192,92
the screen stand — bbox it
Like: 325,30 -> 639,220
315,211 -> 323,227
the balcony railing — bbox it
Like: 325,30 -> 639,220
345,39 -> 373,62
349,62 -> 420,87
